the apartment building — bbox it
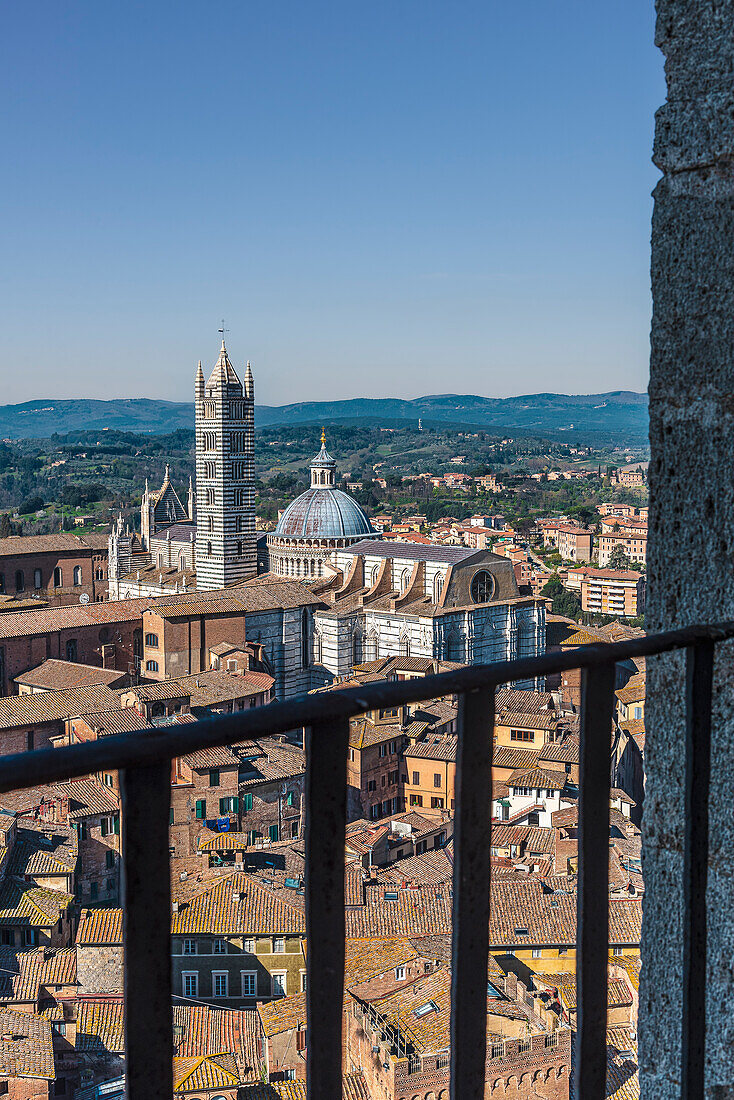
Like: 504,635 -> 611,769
566,567 -> 645,618
598,518 -> 648,566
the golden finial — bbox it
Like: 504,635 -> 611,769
321,426 -> 326,446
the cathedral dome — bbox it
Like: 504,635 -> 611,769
275,486 -> 374,539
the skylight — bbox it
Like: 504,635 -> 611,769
413,1000 -> 439,1018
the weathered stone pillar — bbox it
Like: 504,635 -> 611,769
644,3 -> 734,1097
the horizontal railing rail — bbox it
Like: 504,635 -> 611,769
0,620 -> 728,1100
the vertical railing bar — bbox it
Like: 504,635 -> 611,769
121,761 -> 173,1100
305,715 -> 350,1100
451,685 -> 495,1099
575,663 -> 616,1100
681,639 -> 714,1100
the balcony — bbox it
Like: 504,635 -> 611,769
0,622 -> 726,1098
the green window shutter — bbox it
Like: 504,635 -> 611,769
170,808 -> 174,825
113,815 -> 120,835
233,796 -> 239,813
100,818 -> 108,837
286,792 -> 294,807
196,800 -> 206,819
219,798 -> 225,815
243,794 -> 252,812
269,824 -> 279,842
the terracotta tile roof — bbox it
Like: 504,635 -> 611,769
491,746 -> 539,771
8,820 -> 78,879
173,1053 -> 240,1092
494,688 -> 556,715
370,967 -> 454,1051
606,1027 -> 639,1100
0,598 -> 150,641
75,998 -> 124,1052
0,684 -> 122,731
197,831 -> 252,852
0,947 -> 76,1004
76,998 -> 261,1078
0,1006 -> 55,1079
489,825 -> 555,855
152,580 -> 322,618
507,767 -> 567,790
346,880 -> 642,946
375,848 -> 454,887
239,740 -> 305,787
0,881 -> 73,928
404,736 -> 458,762
343,937 -> 423,989
257,990 -> 307,1037
13,660 -> 125,691
615,674 -> 646,705
52,779 -> 119,819
0,532 -> 107,557
538,734 -> 580,765
241,1075 -> 371,1099
183,744 -> 241,769
165,669 -> 274,707
76,908 -> 123,946
170,872 -> 305,935
495,709 -> 557,731
73,707 -> 149,736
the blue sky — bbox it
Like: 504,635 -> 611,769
0,2 -> 663,406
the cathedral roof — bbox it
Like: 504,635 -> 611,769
275,488 -> 375,540
206,341 -> 241,388
310,429 -> 336,469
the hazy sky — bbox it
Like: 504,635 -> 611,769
0,2 -> 663,407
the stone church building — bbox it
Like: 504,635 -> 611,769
108,338 -> 545,692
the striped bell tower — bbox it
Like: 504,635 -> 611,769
194,341 -> 256,589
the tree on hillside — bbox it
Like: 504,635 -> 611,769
607,545 -> 634,571
541,573 -> 582,620
0,514 -> 10,539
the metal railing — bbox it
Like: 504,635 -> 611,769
0,621 -> 728,1100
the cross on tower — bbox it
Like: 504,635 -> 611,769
218,319 -> 229,344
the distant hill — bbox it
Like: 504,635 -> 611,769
0,391 -> 649,441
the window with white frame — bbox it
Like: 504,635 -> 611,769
182,972 -> 198,998
273,936 -> 285,953
395,966 -> 406,981
244,937 -> 256,953
300,971 -> 307,991
212,971 -> 228,998
272,971 -> 287,997
241,971 -> 257,997
182,939 -> 197,955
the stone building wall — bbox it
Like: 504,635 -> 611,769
643,3 -> 734,1098
76,944 -> 124,995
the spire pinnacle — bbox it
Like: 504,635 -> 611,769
321,426 -> 326,446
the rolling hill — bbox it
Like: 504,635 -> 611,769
0,391 -> 649,442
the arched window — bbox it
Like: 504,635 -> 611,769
53,567 -> 62,587
207,516 -> 214,533
352,631 -> 363,666
446,631 -> 462,662
399,568 -> 410,593
370,564 -> 379,588
318,560 -> 323,576
365,630 -> 378,662
207,541 -> 212,556
179,553 -> 186,571
146,660 -> 159,673
233,488 -> 244,507
399,633 -> 411,657
517,618 -> 536,658
313,631 -> 323,664
433,572 -> 444,603
73,566 -> 82,586
15,570 -> 24,592
204,460 -> 216,478
236,515 -> 244,532
237,541 -> 242,557
470,570 -> 495,604
157,554 -> 164,568
145,633 -> 159,648
206,488 -> 215,506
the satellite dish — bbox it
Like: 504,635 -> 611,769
79,593 -> 90,605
